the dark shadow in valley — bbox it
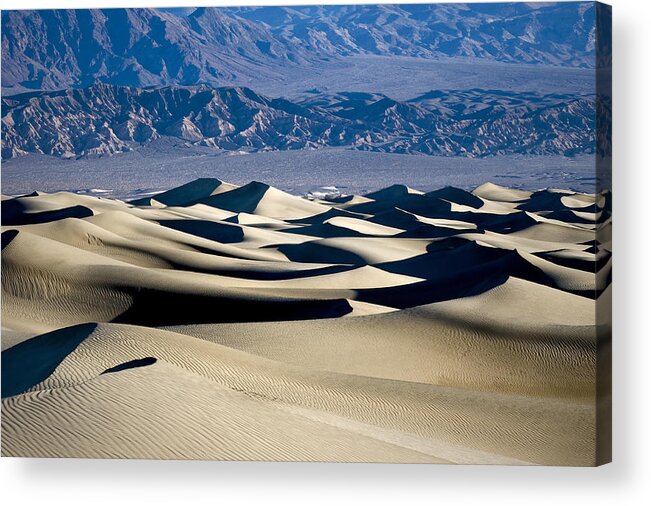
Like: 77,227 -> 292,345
1,199 -> 93,226
158,219 -> 244,243
112,290 -> 353,326
361,242 -> 556,308
164,260 -> 354,281
274,242 -> 368,265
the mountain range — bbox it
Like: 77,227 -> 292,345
1,83 -> 596,160
2,4 -> 599,94
229,3 -> 598,65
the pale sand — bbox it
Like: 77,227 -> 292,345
1,179 -> 611,465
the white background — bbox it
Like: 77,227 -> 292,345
1,0 -> 649,504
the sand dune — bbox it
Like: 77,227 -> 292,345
129,178 -> 238,207
1,179 -> 611,465
1,322 -> 593,464
198,181 -> 331,219
472,182 -> 533,202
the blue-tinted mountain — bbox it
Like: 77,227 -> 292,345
0,8 -> 302,93
2,3 -> 598,93
1,83 -> 596,160
230,3 -> 597,66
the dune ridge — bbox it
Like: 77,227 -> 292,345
1,179 -> 611,465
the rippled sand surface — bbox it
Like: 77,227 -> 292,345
1,179 -> 611,465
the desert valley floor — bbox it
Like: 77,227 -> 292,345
1,178 -> 611,465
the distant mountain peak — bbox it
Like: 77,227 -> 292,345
1,4 -> 598,94
1,83 -> 598,160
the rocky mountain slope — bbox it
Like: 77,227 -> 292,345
1,83 -> 596,160
0,8 -> 302,93
2,3 -> 598,93
231,3 -> 598,66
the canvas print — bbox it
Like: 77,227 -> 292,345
1,2 -> 611,465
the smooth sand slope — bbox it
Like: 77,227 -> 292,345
1,179 -> 611,465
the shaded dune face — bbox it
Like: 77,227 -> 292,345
1,323 -> 98,398
1,179 -> 611,465
2,199 -> 94,225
